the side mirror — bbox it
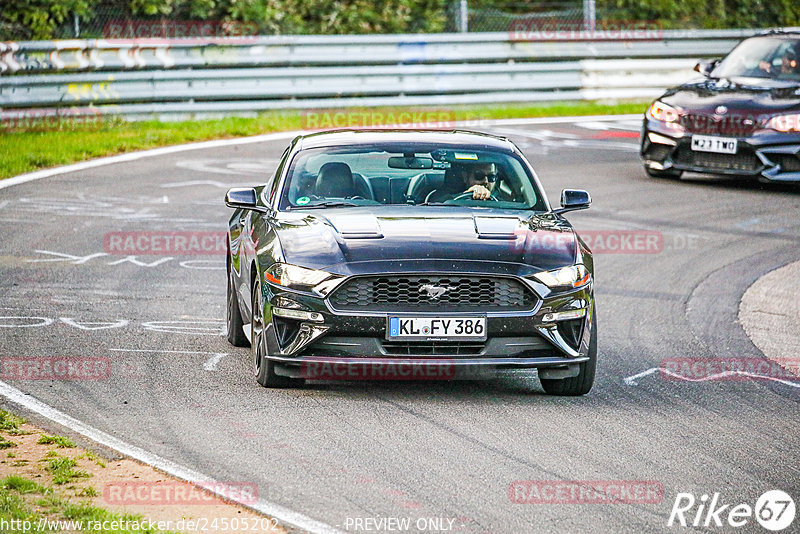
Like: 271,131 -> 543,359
553,189 -> 591,214
693,59 -> 719,77
225,187 -> 261,210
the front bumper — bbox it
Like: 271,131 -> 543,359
260,276 -> 594,379
641,119 -> 800,182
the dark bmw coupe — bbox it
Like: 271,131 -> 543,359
641,31 -> 800,182
225,130 -> 596,395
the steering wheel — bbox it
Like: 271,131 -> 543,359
451,192 -> 499,202
346,195 -> 365,200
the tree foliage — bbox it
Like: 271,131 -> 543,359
1,0 -> 90,39
2,0 -> 799,40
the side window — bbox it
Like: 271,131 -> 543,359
268,147 -> 292,202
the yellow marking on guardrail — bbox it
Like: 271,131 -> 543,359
66,81 -> 119,102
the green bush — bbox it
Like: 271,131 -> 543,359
2,0 -> 799,40
596,0 -> 800,29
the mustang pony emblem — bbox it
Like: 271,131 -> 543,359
419,284 -> 451,300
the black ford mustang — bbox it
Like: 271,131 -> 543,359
642,31 -> 800,182
225,130 -> 596,395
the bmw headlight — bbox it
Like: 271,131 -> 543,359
532,265 -> 590,290
647,101 -> 681,124
265,263 -> 341,294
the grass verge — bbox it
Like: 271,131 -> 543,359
0,410 -> 180,533
0,100 -> 649,180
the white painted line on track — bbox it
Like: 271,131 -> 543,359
0,380 -> 344,534
622,368 -> 659,385
624,367 -> 800,388
161,180 -> 232,189
112,348 -> 232,371
202,353 -> 228,371
479,113 -> 642,126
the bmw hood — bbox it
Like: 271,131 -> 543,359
661,78 -> 800,116
274,207 -> 578,277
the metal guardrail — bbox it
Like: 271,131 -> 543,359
0,29 -> 795,120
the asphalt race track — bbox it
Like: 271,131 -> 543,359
0,116 -> 798,533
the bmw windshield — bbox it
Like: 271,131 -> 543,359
278,144 -> 548,211
712,36 -> 800,81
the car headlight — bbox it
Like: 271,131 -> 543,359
647,101 -> 681,123
265,263 -> 338,293
532,265 -> 590,290
766,113 -> 800,133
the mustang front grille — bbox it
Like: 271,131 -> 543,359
381,341 -> 485,356
329,275 -> 537,312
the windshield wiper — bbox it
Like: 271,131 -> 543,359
292,201 -> 359,209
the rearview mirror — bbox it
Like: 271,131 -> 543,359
225,187 -> 260,210
553,189 -> 591,214
694,59 -> 719,77
388,156 -> 433,169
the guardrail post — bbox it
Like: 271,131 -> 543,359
583,0 -> 596,32
456,0 -> 468,33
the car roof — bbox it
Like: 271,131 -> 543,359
754,29 -> 800,38
294,129 -> 517,152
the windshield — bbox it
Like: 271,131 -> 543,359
713,36 -> 800,81
278,143 -> 547,211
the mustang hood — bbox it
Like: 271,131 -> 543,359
274,207 -> 577,276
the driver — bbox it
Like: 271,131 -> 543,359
759,46 -> 799,76
427,162 -> 497,202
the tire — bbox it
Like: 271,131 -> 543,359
645,166 -> 683,179
540,308 -> 597,396
251,279 -> 302,388
226,268 -> 249,347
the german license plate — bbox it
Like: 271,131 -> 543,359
387,317 -> 486,340
691,135 -> 737,154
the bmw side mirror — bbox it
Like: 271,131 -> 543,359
694,59 -> 719,77
553,189 -> 591,214
225,187 -> 263,211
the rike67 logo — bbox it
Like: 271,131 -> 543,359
668,490 -> 795,531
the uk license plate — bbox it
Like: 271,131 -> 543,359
691,134 -> 737,154
387,317 -> 486,340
